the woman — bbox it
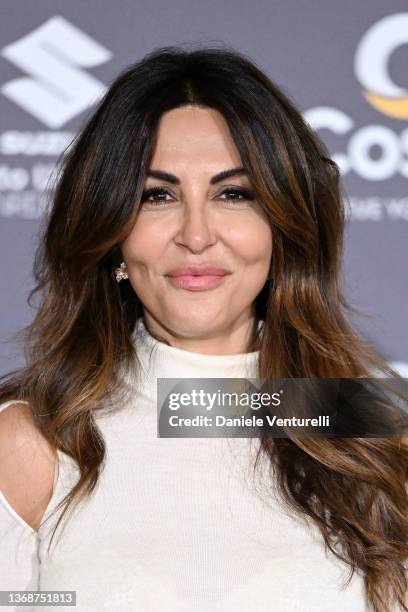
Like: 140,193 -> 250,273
0,46 -> 407,612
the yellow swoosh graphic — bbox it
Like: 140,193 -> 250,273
364,90 -> 408,119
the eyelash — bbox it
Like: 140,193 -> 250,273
140,186 -> 255,207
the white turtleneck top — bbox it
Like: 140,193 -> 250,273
0,316 -> 375,611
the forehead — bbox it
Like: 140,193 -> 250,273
149,106 -> 243,171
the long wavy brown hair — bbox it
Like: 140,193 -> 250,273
0,46 -> 407,611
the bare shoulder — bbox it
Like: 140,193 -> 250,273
0,402 -> 57,531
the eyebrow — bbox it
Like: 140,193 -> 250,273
145,167 -> 247,185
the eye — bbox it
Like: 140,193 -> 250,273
140,186 -> 174,205
218,187 -> 255,205
140,185 -> 256,207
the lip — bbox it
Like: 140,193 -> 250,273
167,266 -> 229,277
166,274 -> 229,291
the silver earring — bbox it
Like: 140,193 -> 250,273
115,261 -> 128,282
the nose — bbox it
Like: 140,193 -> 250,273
174,200 -> 217,253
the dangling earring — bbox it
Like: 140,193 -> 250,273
115,261 -> 128,282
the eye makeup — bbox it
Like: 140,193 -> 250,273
140,185 -> 255,206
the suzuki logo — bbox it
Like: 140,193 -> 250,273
1,15 -> 113,128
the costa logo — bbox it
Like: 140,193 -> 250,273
304,13 -> 408,181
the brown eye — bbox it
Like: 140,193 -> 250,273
141,187 -> 174,204
218,187 -> 255,205
140,186 -> 255,207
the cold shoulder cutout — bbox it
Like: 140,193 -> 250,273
0,399 -> 59,599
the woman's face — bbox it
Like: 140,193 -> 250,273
121,105 -> 272,344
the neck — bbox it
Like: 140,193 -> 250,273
141,312 -> 262,356
124,316 -> 261,400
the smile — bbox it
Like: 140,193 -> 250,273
165,274 -> 229,291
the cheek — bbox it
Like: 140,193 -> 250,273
121,219 -> 170,268
226,218 -> 272,267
